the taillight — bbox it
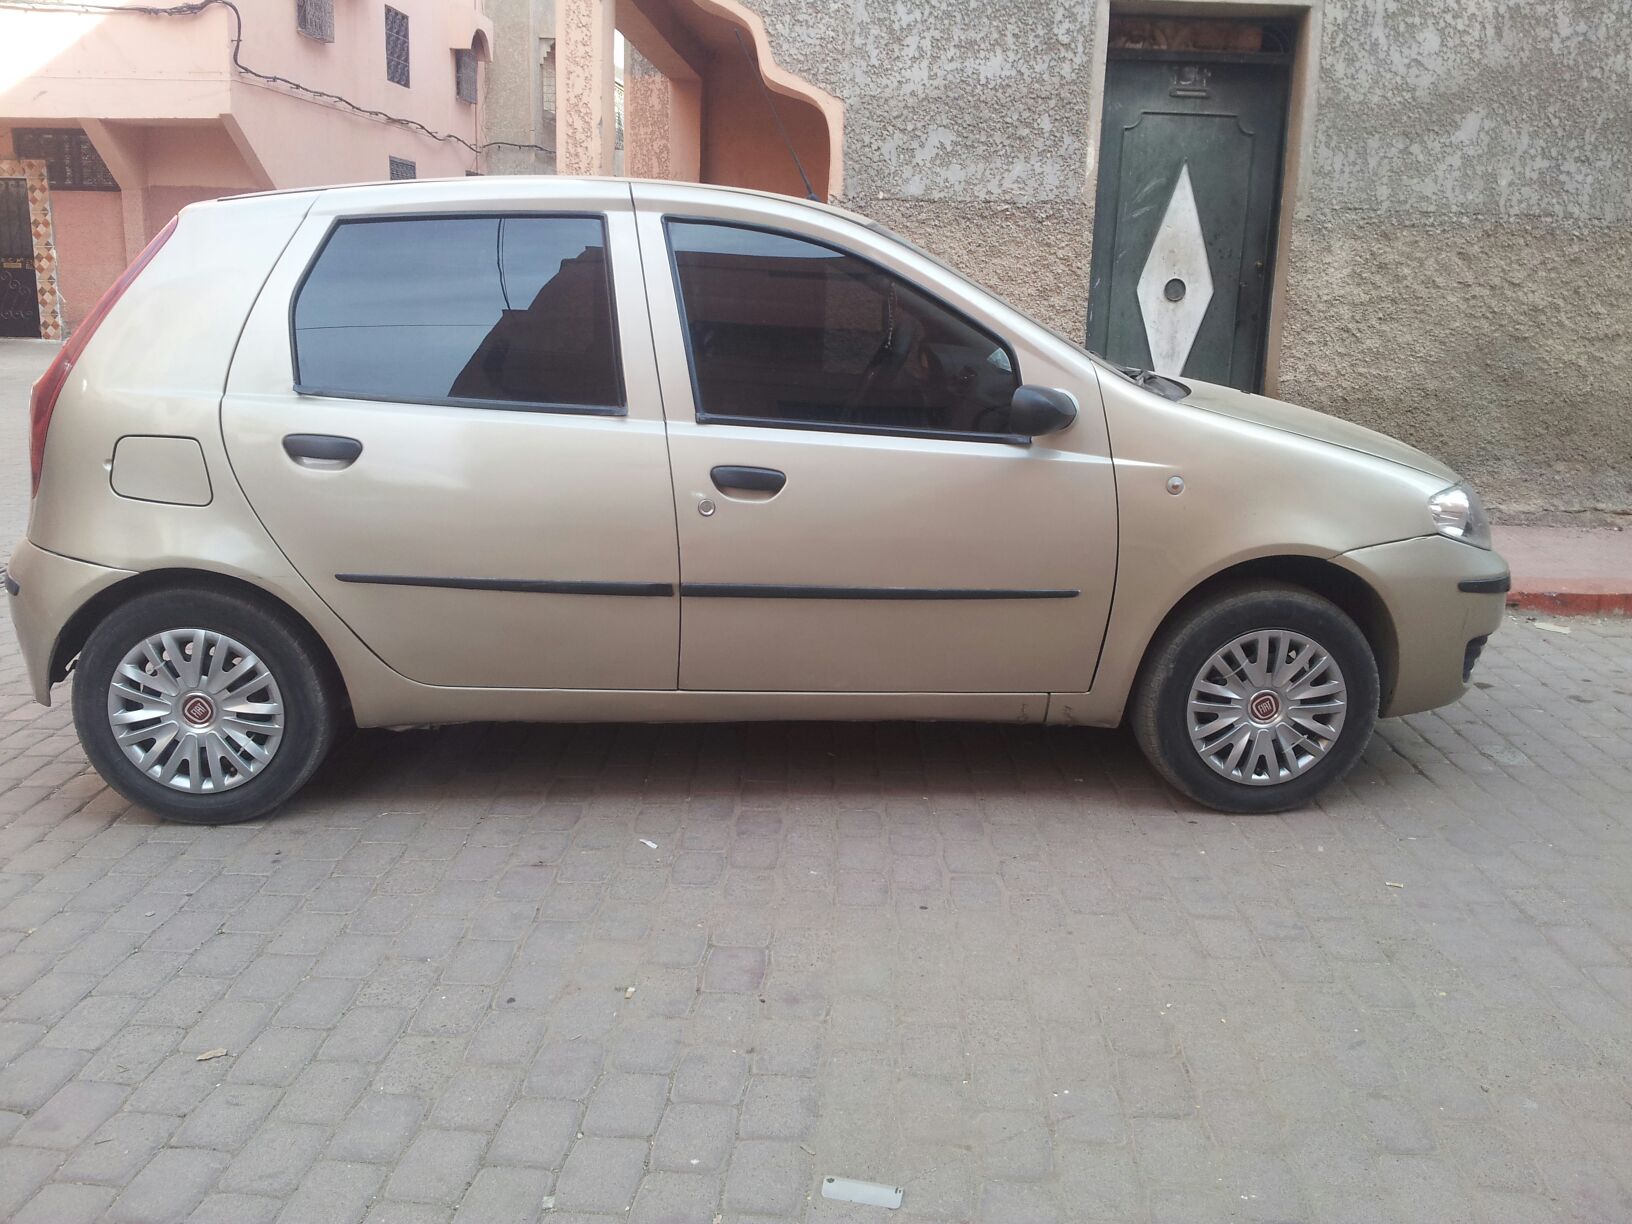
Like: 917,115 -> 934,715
29,215 -> 179,497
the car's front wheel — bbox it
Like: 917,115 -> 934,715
1131,584 -> 1380,813
72,588 -> 338,824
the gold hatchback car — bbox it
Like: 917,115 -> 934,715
6,177 -> 1509,824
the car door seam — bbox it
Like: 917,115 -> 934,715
627,181 -> 687,690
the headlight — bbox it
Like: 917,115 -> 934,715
1428,483 -> 1492,549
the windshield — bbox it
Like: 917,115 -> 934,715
865,219 -> 1190,400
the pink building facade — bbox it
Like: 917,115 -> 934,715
0,0 -> 493,337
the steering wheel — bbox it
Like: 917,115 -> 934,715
841,284 -> 917,420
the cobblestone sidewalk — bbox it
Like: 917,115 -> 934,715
2,340 -> 1630,1223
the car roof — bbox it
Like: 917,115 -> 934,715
217,175 -> 872,228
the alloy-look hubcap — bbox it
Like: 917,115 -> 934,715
105,628 -> 285,793
1186,629 -> 1348,786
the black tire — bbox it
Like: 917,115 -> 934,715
1131,584 -> 1379,814
72,588 -> 338,825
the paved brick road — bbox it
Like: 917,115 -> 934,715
2,338 -> 1630,1223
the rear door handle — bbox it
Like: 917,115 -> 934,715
283,434 -> 362,469
710,465 -> 786,495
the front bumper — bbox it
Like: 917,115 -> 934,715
1336,534 -> 1509,718
4,540 -> 134,706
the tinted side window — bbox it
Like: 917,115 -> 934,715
667,221 -> 1019,436
293,215 -> 623,410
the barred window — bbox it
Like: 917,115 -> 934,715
385,6 -> 410,86
12,128 -> 117,191
455,49 -> 478,104
296,0 -> 333,42
388,157 -> 417,180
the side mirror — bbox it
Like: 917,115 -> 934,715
1007,385 -> 1078,437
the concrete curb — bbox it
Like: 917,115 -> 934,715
1495,527 -> 1632,618
1508,590 -> 1632,617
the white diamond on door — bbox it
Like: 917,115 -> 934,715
1135,163 -> 1213,377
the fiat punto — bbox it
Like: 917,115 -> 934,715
5,177 -> 1509,823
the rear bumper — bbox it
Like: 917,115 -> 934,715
4,540 -> 133,706
1336,534 -> 1509,718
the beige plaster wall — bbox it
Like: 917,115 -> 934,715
1274,0 -> 1632,519
733,0 -> 1098,338
623,50 -> 674,180
480,0 -> 557,175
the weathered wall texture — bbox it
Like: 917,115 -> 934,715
557,0 -> 616,176
1279,0 -> 1632,518
741,0 -> 1099,335
741,0 -> 1632,517
481,0 -> 557,175
623,49 -> 672,180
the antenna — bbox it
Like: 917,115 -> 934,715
732,27 -> 819,202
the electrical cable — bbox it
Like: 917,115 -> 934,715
0,0 -> 556,159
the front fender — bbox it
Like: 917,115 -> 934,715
1335,534 -> 1509,717
1051,374 -> 1455,726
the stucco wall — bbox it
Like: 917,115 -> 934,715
623,49 -> 671,180
742,0 -> 1099,336
698,52 -> 830,202
1278,0 -> 1632,519
741,0 -> 1632,518
481,0 -> 556,175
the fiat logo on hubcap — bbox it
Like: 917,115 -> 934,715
181,695 -> 215,727
1248,691 -> 1282,723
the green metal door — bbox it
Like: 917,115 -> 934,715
1086,52 -> 1290,391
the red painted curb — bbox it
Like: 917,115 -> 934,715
1508,590 -> 1632,617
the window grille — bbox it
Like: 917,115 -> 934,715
388,156 -> 417,180
296,0 -> 333,42
455,49 -> 478,104
385,6 -> 411,86
12,129 -> 118,191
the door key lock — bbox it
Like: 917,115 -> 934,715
698,498 -> 716,517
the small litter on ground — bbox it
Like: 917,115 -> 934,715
821,1176 -> 903,1209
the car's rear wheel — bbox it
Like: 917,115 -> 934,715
73,588 -> 337,825
1131,585 -> 1379,813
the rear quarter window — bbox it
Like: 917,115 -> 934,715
291,214 -> 624,412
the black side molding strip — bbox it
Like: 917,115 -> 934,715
1458,574 -> 1511,595
679,583 -> 1078,601
334,576 -> 1079,601
336,574 -> 674,597
2,567 -> 18,597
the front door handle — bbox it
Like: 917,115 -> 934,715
283,434 -> 362,469
710,465 -> 786,495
